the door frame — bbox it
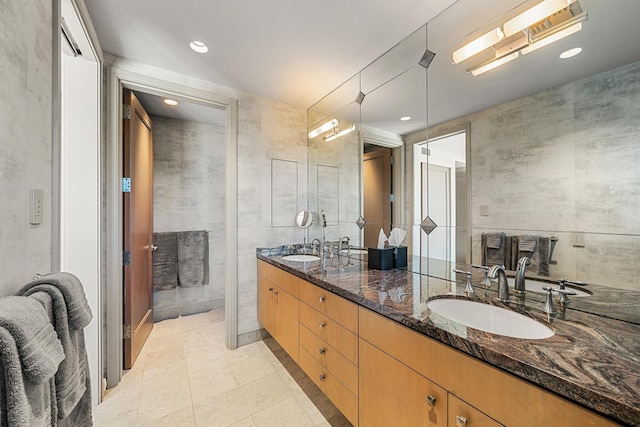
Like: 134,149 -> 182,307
105,68 -> 238,387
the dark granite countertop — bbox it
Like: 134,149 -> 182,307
257,247 -> 640,426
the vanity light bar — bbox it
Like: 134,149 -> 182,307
308,119 -> 339,139
324,123 -> 356,142
468,52 -> 519,76
521,22 -> 582,55
452,27 -> 505,64
504,0 -> 573,37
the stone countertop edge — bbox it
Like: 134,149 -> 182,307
256,252 -> 640,427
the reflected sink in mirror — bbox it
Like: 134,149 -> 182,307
281,255 -> 320,262
342,248 -> 368,255
426,298 -> 555,339
506,278 -> 591,297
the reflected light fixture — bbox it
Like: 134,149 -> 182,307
163,99 -> 178,106
452,27 -> 505,64
521,23 -> 582,55
504,0 -> 573,37
324,124 -> 356,142
308,119 -> 338,139
189,40 -> 209,53
559,46 -> 583,59
468,52 -> 519,76
400,116 -> 411,121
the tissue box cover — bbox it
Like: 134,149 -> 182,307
368,247 -> 394,270
392,246 -> 407,268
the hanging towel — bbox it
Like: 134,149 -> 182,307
0,296 -> 64,384
153,232 -> 179,290
0,296 -> 64,427
0,326 -> 58,427
24,289 -> 91,420
19,272 -> 92,330
481,232 -> 506,266
518,235 -> 538,253
177,230 -> 209,287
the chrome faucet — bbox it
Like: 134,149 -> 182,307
338,236 -> 350,253
488,265 -> 510,303
310,238 -> 323,257
338,236 -> 351,265
514,256 -> 531,295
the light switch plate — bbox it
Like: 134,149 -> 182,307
30,188 -> 43,225
480,205 -> 490,216
573,231 -> 585,247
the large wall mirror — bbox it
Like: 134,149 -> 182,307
307,0 -> 640,313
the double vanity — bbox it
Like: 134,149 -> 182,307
256,248 -> 640,426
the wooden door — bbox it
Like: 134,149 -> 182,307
273,286 -> 299,363
123,90 -> 154,369
363,148 -> 391,249
422,163 -> 451,261
257,275 -> 275,335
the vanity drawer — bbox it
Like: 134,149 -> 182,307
298,279 -> 357,333
299,346 -> 359,426
448,395 -> 502,427
257,260 -> 276,282
299,324 -> 358,396
299,301 -> 358,364
257,260 -> 298,297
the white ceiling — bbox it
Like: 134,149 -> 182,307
85,0 -> 640,132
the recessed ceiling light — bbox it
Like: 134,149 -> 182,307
164,99 -> 178,106
400,116 -> 412,121
559,47 -> 583,59
189,40 -> 209,54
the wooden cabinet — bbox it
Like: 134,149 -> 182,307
298,279 -> 359,426
358,307 -> 619,427
256,261 -> 299,362
359,338 -> 447,426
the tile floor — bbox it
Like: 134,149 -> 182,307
93,309 -> 351,426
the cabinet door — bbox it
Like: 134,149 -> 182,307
273,286 -> 299,363
448,395 -> 502,427
257,275 -> 275,335
359,339 -> 447,426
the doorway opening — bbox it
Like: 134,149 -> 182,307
105,69 -> 238,388
413,131 -> 468,268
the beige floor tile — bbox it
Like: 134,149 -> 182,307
223,341 -> 265,365
188,362 -> 239,404
293,390 -> 327,426
193,388 -> 251,426
250,396 -> 317,427
228,416 -> 256,426
229,352 -> 277,385
239,372 -> 294,413
138,406 -> 196,427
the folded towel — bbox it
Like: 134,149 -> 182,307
486,233 -> 504,249
518,235 -> 538,253
177,231 -> 209,287
0,296 -> 65,385
153,232 -> 179,290
19,272 -> 92,330
0,326 -> 58,427
27,289 -> 89,419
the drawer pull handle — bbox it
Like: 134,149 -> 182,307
268,288 -> 273,292
426,395 -> 436,407
319,296 -> 326,302
319,322 -> 325,328
319,348 -> 326,354
456,415 -> 468,427
273,290 -> 279,295
319,374 -> 326,381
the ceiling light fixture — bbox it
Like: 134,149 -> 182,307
468,52 -> 519,76
324,124 -> 356,142
189,40 -> 209,53
308,119 -> 339,139
452,28 -> 505,64
521,23 -> 582,55
559,46 -> 583,59
400,116 -> 411,121
163,99 -> 178,106
504,0 -> 573,37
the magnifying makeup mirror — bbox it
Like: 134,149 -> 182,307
295,210 -> 313,228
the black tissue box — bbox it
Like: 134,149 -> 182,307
392,246 -> 407,268
367,247 -> 394,270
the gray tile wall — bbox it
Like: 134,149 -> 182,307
151,115 -> 226,319
0,0 -> 53,294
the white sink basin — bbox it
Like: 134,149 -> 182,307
506,278 -> 591,297
281,254 -> 320,262
342,249 -> 368,254
426,299 -> 554,339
